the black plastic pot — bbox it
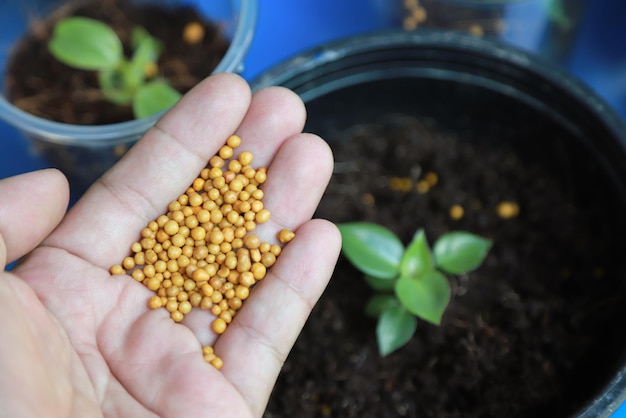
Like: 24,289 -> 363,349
252,30 -> 626,417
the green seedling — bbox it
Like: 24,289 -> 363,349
48,16 -> 182,119
338,222 -> 492,356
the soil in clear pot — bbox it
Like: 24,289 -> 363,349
3,0 -> 231,199
264,77 -> 626,417
5,0 -> 229,125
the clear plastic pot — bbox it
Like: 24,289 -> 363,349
0,0 -> 257,194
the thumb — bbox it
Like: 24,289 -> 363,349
0,169 -> 69,267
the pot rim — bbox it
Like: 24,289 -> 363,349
252,29 -> 626,146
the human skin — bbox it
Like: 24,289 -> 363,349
0,73 -> 341,418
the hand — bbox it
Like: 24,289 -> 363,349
0,74 -> 341,418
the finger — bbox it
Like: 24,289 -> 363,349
233,85 -> 306,166
0,169 -> 69,267
179,132 -> 334,343
253,132 -> 335,243
44,73 -> 252,268
216,219 -> 341,416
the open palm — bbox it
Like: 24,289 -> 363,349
0,74 -> 340,418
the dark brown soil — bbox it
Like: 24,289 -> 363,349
402,0 -> 504,35
5,0 -> 229,125
264,111 -> 626,417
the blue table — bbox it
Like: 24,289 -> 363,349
2,1 -> 626,180
1,1 -> 626,416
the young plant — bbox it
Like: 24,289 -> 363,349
338,222 -> 492,356
48,16 -> 182,119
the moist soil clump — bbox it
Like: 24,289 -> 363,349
264,114 -> 626,417
6,0 -> 229,125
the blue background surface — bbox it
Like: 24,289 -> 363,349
4,1 -> 626,179
1,1 -> 626,416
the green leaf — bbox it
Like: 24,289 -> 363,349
133,80 -> 182,119
48,17 -> 123,71
399,229 -> 433,279
131,26 -> 161,53
376,304 -> 417,356
395,271 -> 451,325
364,294 -> 397,317
433,231 -> 493,274
364,275 -> 396,291
127,27 -> 162,85
338,223 -> 403,279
